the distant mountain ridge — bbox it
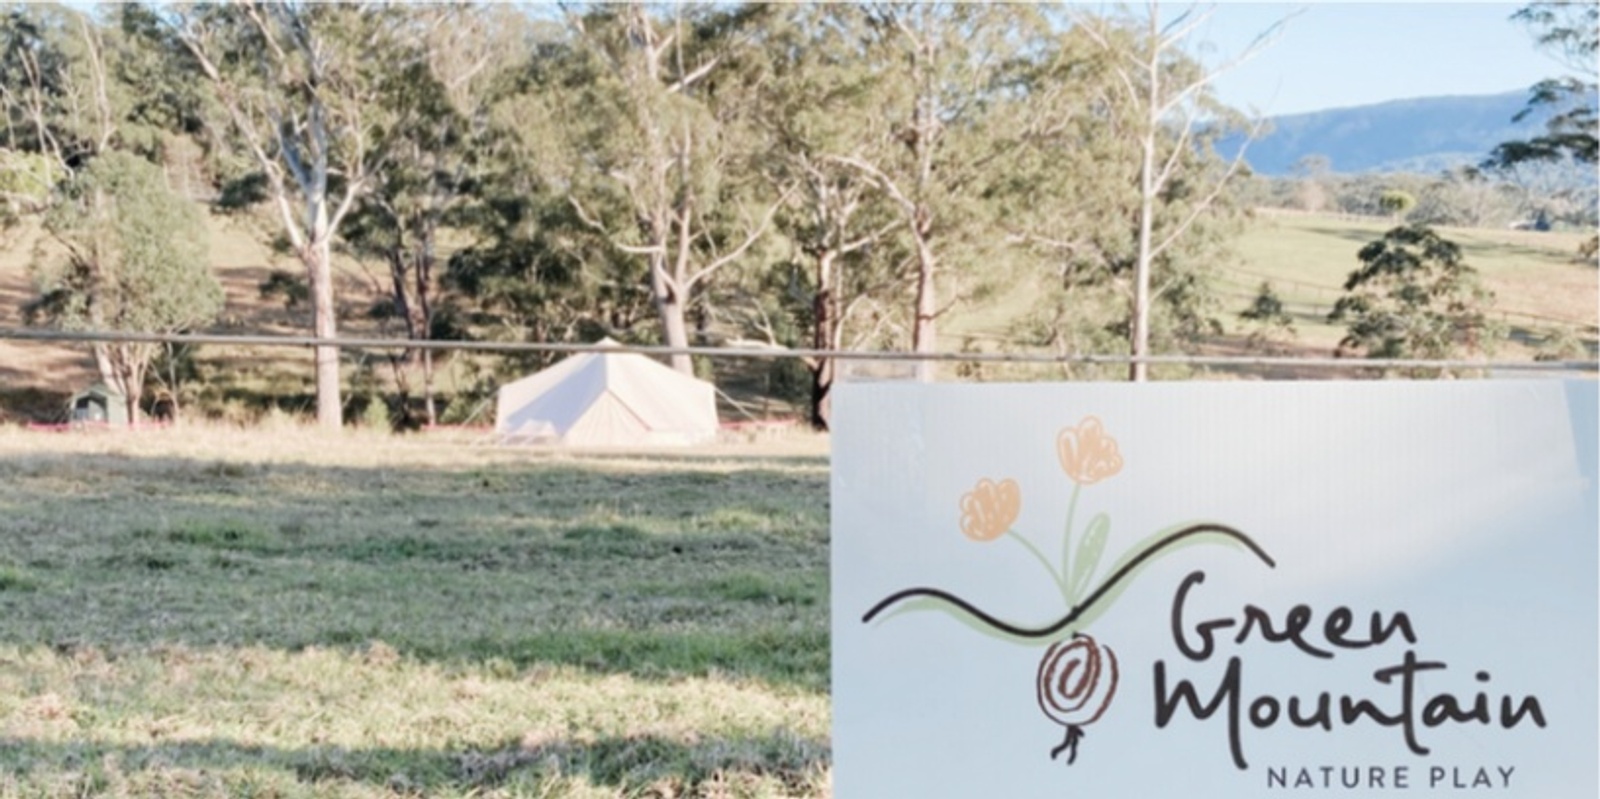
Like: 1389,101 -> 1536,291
1224,90 -> 1555,175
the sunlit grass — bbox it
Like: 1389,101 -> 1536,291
1230,213 -> 1598,353
0,427 -> 832,797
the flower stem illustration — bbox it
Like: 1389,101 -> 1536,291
862,416 -> 1276,765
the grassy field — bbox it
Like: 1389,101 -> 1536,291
0,426 -> 832,798
1226,211 -> 1598,354
0,206 -> 1592,797
951,210 -> 1598,368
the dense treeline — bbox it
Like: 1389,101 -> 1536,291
3,2 -> 1260,428
0,3 -> 1583,429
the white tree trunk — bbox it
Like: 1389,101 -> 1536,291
1130,126 -> 1156,383
653,263 -> 694,374
308,233 -> 342,428
1129,10 -> 1161,384
911,236 -> 938,382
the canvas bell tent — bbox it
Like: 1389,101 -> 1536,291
494,341 -> 720,447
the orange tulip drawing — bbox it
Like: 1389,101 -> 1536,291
861,415 -> 1275,768
960,478 -> 1021,542
1057,417 -> 1123,486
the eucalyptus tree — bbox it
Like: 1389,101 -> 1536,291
737,3 -> 910,426
110,4 -> 217,186
0,3 -> 213,225
440,11 -> 656,377
990,10 -> 1247,379
988,20 -> 1148,376
1409,167 -> 1522,229
0,3 -> 113,181
821,3 -> 1047,381
0,147 -> 50,222
0,4 -> 199,184
340,4 -> 526,426
1486,1 -> 1597,169
1330,224 -> 1498,376
28,150 -> 222,422
1070,3 -> 1281,381
1484,1 -> 1598,258
168,2 -> 427,428
539,3 -> 786,375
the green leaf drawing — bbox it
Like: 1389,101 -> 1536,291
1067,512 -> 1109,605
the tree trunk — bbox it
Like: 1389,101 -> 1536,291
911,233 -> 938,382
647,243 -> 694,374
123,367 -> 143,429
422,350 -> 438,427
658,291 -> 693,374
1129,127 -> 1154,383
415,219 -> 438,427
166,343 -> 183,424
107,347 -> 144,428
308,235 -> 342,428
1128,14 -> 1160,384
810,251 -> 836,430
92,342 -> 116,390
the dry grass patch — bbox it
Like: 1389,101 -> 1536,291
1231,213 -> 1598,354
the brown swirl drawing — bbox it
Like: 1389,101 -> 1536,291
1036,634 -> 1118,764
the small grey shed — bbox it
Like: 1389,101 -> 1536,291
69,383 -> 129,427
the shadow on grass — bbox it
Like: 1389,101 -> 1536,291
1300,224 -> 1387,246
1451,234 -> 1587,264
0,386 -> 70,422
550,450 -> 829,469
0,730 -> 830,795
0,450 -> 832,692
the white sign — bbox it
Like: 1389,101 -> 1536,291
832,381 -> 1597,797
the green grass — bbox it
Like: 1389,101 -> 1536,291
0,429 -> 832,797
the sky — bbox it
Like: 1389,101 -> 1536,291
1189,2 -> 1568,117
65,2 -> 1567,121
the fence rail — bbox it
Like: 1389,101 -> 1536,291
3,327 -> 1595,374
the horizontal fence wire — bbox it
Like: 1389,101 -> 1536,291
3,326 -> 1596,374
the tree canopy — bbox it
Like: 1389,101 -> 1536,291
1329,224 -> 1497,375
1486,2 -> 1598,169
28,149 -> 222,421
0,2 -> 1415,426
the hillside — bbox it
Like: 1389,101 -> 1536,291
0,214 -> 801,425
0,214 -> 383,422
1224,90 -> 1561,175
